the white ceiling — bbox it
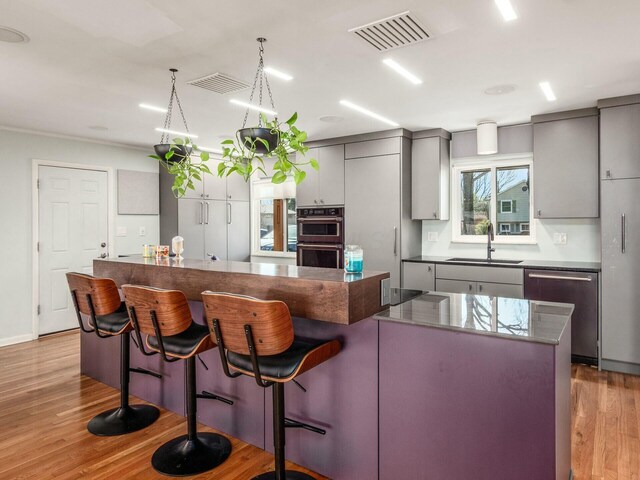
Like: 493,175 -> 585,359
1,0 -> 640,149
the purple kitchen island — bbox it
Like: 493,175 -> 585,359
87,257 -> 572,480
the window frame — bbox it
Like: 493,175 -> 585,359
451,154 -> 535,245
250,177 -> 297,259
500,200 -> 513,213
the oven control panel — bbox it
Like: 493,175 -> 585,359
297,207 -> 344,217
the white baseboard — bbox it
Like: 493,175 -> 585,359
0,334 -> 35,348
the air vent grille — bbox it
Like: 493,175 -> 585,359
187,72 -> 250,95
349,11 -> 431,52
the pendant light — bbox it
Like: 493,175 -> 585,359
235,38 -> 279,154
153,68 -> 193,162
477,120 -> 498,155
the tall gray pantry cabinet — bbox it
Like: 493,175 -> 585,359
598,94 -> 640,373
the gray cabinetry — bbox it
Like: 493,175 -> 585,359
344,137 -> 400,159
162,168 -> 250,261
296,144 -> 345,207
403,262 -> 435,291
411,129 -> 451,220
532,108 -> 599,218
177,199 -> 205,259
345,154 -> 401,286
599,101 -> 640,180
435,264 -> 524,298
601,178 -> 640,367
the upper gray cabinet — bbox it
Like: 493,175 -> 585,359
532,108 -> 599,218
598,96 -> 640,180
296,144 -> 345,207
411,129 -> 451,220
225,172 -> 251,201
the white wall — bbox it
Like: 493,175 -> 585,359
422,218 -> 601,262
0,128 -> 159,346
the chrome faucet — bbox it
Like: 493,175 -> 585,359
487,222 -> 495,261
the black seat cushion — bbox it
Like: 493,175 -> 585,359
147,321 -> 211,357
94,302 -> 130,334
227,337 -> 330,380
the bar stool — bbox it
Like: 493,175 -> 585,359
66,273 -> 160,436
122,285 -> 232,477
201,291 -> 341,480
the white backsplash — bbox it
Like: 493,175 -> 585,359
422,218 -> 601,262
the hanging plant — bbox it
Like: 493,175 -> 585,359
217,37 -> 318,185
148,68 -> 212,198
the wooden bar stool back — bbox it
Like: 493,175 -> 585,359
202,292 -> 341,480
122,284 -> 232,477
66,272 -> 159,436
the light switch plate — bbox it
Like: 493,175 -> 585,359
116,226 -> 127,237
139,226 -> 146,236
427,232 -> 439,242
553,232 -> 567,245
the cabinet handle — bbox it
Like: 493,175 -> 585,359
314,199 -> 318,204
478,284 -> 483,292
537,209 -> 542,217
621,214 -> 626,253
393,227 -> 398,256
528,273 -> 592,282
320,199 -> 324,204
468,283 -> 473,291
427,266 -> 432,272
199,202 -> 204,224
433,212 -> 437,219
606,170 -> 612,179
227,203 -> 232,225
204,202 -> 210,225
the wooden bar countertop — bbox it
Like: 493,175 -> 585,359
93,256 -> 390,325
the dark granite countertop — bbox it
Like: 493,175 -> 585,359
403,255 -> 600,273
374,291 -> 573,345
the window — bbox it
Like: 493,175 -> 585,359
252,178 -> 297,256
452,157 -> 534,243
500,200 -> 513,213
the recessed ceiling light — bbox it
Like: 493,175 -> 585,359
139,103 -> 167,113
319,115 -> 344,123
0,26 -> 30,43
494,0 -> 518,22
484,84 -> 517,95
155,127 -> 198,138
264,66 -> 293,81
539,81 -> 557,102
382,59 -> 423,85
339,100 -> 399,127
229,99 -> 277,116
88,125 -> 109,131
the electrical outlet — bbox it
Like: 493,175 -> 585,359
139,226 -> 146,236
116,226 -> 127,237
553,232 -> 567,245
427,232 -> 439,242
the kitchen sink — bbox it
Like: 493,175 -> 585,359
446,257 -> 523,265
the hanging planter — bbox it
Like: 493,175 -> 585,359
237,127 -> 278,154
217,38 -> 318,185
149,68 -> 211,198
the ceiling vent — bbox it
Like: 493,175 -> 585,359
187,72 -> 250,95
348,11 -> 432,52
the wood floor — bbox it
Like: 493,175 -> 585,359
2,332 -> 640,479
0,331 -> 326,480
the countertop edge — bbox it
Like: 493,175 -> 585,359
402,257 -> 601,273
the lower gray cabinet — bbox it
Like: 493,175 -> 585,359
436,278 -> 475,294
178,199 -> 205,259
402,262 -> 435,291
477,281 -> 523,298
435,264 -> 524,298
226,201 -> 250,261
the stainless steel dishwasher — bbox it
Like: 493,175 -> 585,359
524,269 -> 599,365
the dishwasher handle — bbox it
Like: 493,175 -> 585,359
528,273 -> 592,282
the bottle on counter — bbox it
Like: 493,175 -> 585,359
344,245 -> 363,273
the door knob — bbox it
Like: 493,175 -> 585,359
100,242 -> 106,248
100,253 -> 107,258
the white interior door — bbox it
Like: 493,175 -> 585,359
38,166 -> 108,335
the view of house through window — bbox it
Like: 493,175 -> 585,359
255,179 -> 297,254
456,161 -> 532,241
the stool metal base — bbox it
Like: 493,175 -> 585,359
151,433 -> 232,477
253,471 -> 317,480
87,405 -> 160,436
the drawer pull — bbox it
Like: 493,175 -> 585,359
528,273 -> 592,282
